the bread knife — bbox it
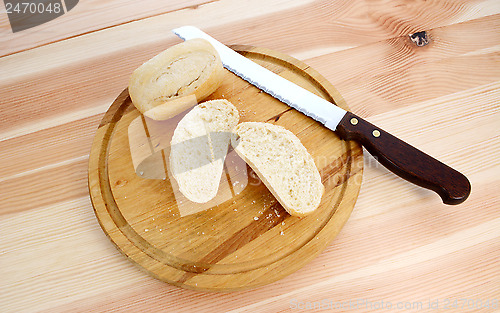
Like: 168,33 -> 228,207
172,26 -> 471,205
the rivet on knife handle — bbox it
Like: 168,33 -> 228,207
336,112 -> 471,205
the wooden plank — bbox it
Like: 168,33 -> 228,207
0,0 -> 211,57
0,114 -> 100,179
0,157 -> 89,215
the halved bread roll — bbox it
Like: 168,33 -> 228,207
169,99 -> 239,203
231,122 -> 324,216
129,38 -> 224,120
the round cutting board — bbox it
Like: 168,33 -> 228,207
88,45 -> 363,292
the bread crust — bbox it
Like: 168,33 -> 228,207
129,39 -> 224,120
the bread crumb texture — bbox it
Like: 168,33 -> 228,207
232,122 -> 324,216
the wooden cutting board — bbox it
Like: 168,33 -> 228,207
88,45 -> 364,292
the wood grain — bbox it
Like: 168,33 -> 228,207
1,0 -> 499,311
88,47 -> 363,291
0,0 -> 211,56
1,0 -> 498,57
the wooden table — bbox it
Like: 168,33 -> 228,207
1,1 -> 499,312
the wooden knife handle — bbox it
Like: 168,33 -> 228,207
336,112 -> 471,205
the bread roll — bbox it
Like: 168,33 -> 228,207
129,39 -> 224,120
170,99 -> 239,203
231,122 -> 324,216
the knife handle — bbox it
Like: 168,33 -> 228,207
336,112 -> 471,205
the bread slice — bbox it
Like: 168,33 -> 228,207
129,38 -> 224,120
231,122 -> 324,216
169,99 -> 239,203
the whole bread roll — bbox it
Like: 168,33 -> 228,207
129,39 -> 224,120
231,122 -> 324,216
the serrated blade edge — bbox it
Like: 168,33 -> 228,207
172,26 -> 347,131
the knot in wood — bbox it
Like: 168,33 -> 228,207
409,31 -> 430,47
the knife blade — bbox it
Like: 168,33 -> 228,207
172,26 -> 471,205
